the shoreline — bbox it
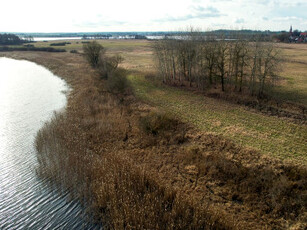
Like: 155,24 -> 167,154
1,50 -> 306,229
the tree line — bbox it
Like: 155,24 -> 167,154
0,33 -> 24,45
0,33 -> 34,45
153,33 -> 280,98
83,41 -> 130,95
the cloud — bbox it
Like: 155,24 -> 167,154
271,15 -> 307,30
1,0 -> 307,32
155,6 -> 224,23
235,18 -> 245,23
76,20 -> 127,28
254,0 -> 271,5
191,5 -> 219,14
273,5 -> 307,19
273,16 -> 300,21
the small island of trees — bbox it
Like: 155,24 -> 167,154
0,33 -> 25,45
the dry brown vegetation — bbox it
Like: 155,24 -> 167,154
1,43 -> 306,229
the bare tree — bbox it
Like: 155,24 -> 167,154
152,30 -> 280,98
230,39 -> 249,92
249,41 -> 280,98
216,40 -> 228,91
83,41 -> 104,68
257,43 -> 280,98
203,41 -> 217,86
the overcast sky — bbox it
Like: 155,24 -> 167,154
1,0 -> 306,32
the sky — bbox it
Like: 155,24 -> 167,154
1,0 -> 306,32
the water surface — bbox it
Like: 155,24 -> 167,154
0,58 -> 100,229
33,37 -> 82,41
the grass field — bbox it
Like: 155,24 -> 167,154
10,39 -> 306,162
21,40 -> 307,106
129,74 -> 307,162
3,40 -> 307,161
273,43 -> 307,104
2,40 -> 306,228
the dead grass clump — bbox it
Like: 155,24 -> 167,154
35,113 -> 234,229
180,140 -> 307,226
139,111 -> 179,136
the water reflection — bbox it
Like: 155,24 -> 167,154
0,58 -> 100,229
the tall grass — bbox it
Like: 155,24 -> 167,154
33,47 -> 307,229
35,86 -> 307,229
35,110 -> 234,229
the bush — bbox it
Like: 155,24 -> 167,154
50,42 -> 71,46
83,41 -> 104,67
97,54 -> 123,79
24,44 -> 34,48
139,111 -> 178,135
106,68 -> 130,94
70,49 -> 78,54
0,33 -> 23,45
0,46 -> 66,52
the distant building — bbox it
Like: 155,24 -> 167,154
289,26 -> 307,43
299,32 -> 307,42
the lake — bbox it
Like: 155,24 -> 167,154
0,58 -> 101,229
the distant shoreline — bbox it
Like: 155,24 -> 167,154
32,36 -> 163,41
33,37 -> 83,41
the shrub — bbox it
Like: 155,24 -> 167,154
24,44 -> 34,48
0,46 -> 66,52
83,41 -> 105,67
0,33 -> 23,45
106,68 -> 130,94
50,42 -> 71,46
70,49 -> 78,54
139,111 -> 178,135
97,54 -> 123,79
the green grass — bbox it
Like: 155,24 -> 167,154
22,40 -> 307,106
129,75 -> 307,163
274,44 -> 307,105
275,62 -> 307,105
3,40 -> 306,162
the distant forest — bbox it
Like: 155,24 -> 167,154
4,29 -> 305,40
1,29 -> 306,42
0,34 -> 24,45
0,33 -> 33,45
